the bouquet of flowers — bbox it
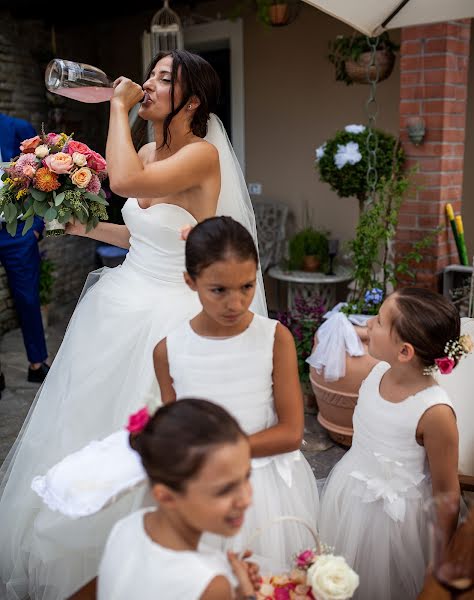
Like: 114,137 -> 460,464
257,547 -> 359,600
0,129 -> 109,237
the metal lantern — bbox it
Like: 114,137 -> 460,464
150,0 -> 183,54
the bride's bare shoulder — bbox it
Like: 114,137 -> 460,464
138,142 -> 156,163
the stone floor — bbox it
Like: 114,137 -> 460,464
0,303 -> 347,477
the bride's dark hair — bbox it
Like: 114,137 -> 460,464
133,50 -> 220,150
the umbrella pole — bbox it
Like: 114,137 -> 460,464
381,0 -> 412,29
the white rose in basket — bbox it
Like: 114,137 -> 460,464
307,554 -> 359,600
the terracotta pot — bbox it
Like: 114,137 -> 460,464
302,255 -> 320,272
309,372 -> 357,447
269,3 -> 289,25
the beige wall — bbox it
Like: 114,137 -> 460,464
243,5 -> 401,244
462,21 -> 474,259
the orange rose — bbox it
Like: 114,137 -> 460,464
20,136 -> 41,153
71,167 -> 93,188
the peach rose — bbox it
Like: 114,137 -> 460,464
71,167 -> 93,188
20,136 -> 41,153
44,152 -> 74,174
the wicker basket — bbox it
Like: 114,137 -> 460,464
344,49 -> 395,84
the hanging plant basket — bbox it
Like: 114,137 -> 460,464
344,49 -> 396,84
268,3 -> 290,25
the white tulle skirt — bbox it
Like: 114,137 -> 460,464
318,448 -> 431,600
202,452 -> 320,575
0,261 -> 201,600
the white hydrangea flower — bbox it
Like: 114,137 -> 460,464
334,142 -> 362,169
345,124 -> 366,134
315,143 -> 326,161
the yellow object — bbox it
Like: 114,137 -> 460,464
455,215 -> 464,235
446,203 -> 455,220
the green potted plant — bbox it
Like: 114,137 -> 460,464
288,227 -> 329,272
230,0 -> 296,26
39,254 -> 56,328
328,31 -> 399,85
315,123 -> 405,214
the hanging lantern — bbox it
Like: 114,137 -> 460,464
150,0 -> 184,54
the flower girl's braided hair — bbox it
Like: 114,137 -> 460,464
391,287 -> 461,372
129,399 -> 245,491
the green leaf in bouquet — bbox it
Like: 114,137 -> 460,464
21,205 -> 35,220
58,210 -> 72,224
6,218 -> 18,236
30,188 -> 48,202
22,214 -> 34,235
85,219 -> 95,234
3,202 -> 18,222
99,188 -> 106,199
84,192 -> 108,206
44,206 -> 58,221
54,192 -> 65,206
33,199 -> 49,217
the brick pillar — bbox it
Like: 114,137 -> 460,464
397,19 -> 471,289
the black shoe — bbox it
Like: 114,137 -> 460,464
27,362 -> 50,383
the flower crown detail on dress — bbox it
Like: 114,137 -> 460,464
423,334 -> 473,376
126,407 -> 150,434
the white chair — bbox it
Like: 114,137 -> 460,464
252,198 -> 289,273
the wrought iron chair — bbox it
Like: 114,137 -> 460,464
252,198 -> 289,273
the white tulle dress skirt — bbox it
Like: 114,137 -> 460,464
0,261 -> 201,600
202,452 -> 320,574
318,448 -> 431,600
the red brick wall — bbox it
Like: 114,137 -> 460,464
397,19 -> 471,289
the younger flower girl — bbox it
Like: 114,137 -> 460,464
154,216 -> 319,571
318,287 -> 468,600
98,398 -> 260,600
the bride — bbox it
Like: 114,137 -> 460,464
0,50 -> 266,600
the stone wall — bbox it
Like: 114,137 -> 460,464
0,11 -> 103,336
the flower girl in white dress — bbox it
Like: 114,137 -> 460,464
98,398 -> 260,600
154,216 -> 320,571
319,287 -> 467,600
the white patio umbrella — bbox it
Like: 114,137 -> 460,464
302,0 -> 474,36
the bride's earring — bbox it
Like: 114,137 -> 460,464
188,104 -> 193,110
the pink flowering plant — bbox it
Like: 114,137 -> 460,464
257,546 -> 359,599
0,128 -> 109,237
277,294 -> 326,383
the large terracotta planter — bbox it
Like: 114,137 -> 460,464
309,371 -> 357,447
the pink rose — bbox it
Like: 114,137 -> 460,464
435,357 -> 455,375
20,135 -> 41,153
274,587 -> 292,600
23,164 -> 36,178
86,150 -> 107,173
67,140 -> 92,156
296,550 -> 317,569
44,152 -> 74,174
126,407 -> 150,434
46,133 -> 62,146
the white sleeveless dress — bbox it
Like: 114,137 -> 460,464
318,361 -> 456,600
166,315 -> 320,573
0,200 -> 203,600
98,508 -> 236,600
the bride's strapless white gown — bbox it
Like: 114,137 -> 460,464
0,199 -> 203,600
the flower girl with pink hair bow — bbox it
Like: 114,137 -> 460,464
319,287 -> 470,600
